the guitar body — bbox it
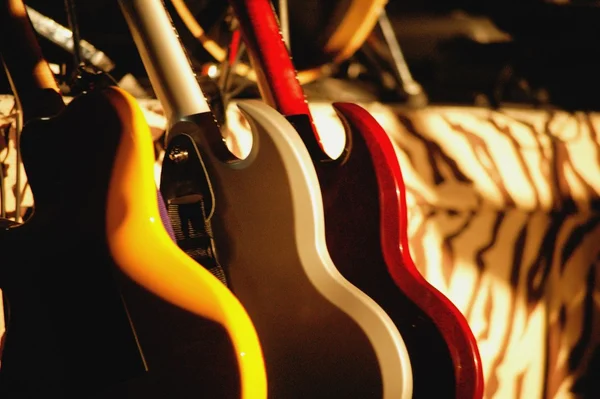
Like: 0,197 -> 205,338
290,104 -> 484,399
0,86 -> 266,398
160,101 -> 412,399
228,0 -> 484,397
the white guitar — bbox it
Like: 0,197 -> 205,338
118,0 -> 413,397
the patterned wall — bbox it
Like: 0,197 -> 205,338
379,106 -> 600,399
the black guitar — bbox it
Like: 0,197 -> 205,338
0,1 -> 266,397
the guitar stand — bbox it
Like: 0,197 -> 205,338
354,7 -> 428,108
376,8 -> 428,107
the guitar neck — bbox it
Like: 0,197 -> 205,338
0,0 -> 62,121
228,0 -> 311,118
118,0 -> 211,128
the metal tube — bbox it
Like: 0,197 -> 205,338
118,0 -> 210,127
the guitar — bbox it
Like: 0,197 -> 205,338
118,0 -> 413,397
0,1 -> 266,397
228,0 -> 485,398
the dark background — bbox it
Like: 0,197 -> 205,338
3,0 -> 600,110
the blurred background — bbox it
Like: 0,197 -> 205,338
3,0 -> 600,111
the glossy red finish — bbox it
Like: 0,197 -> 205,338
333,102 -> 485,399
229,30 -> 242,66
230,0 -> 484,397
228,0 -> 312,119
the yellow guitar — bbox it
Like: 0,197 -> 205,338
106,86 -> 267,398
0,0 -> 266,397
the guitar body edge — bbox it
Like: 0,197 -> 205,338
0,86 -> 266,398
161,100 -> 413,399
104,86 -> 267,399
331,102 -> 484,399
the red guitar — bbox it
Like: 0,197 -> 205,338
228,1 -> 484,398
